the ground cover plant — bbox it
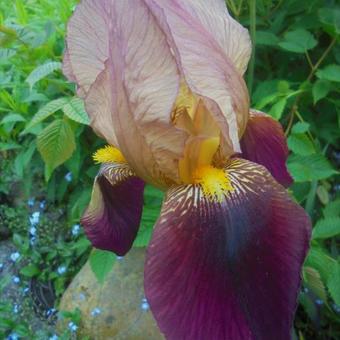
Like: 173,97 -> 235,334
0,0 -> 339,339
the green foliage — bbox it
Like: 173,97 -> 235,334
89,249 -> 116,284
0,0 -> 339,338
37,119 -> 76,180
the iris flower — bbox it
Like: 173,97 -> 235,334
63,1 -> 311,339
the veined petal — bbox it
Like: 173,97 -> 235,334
240,110 -> 293,187
64,0 -> 188,188
145,158 -> 311,340
81,163 -> 145,256
174,0 -> 251,75
144,0 -> 250,154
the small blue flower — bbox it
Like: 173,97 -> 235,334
65,172 -> 73,182
29,211 -> 40,225
30,236 -> 37,246
49,335 -> 58,340
141,298 -> 149,311
315,299 -> 324,306
27,198 -> 35,207
39,200 -> 46,210
13,304 -> 19,314
0,263 -> 3,270
57,266 -> 67,275
29,226 -> 37,235
91,307 -> 102,316
10,252 -> 20,262
72,224 -> 80,236
23,287 -> 29,294
116,256 -> 123,260
79,293 -> 86,301
68,321 -> 78,332
46,308 -> 57,316
13,276 -> 20,284
7,333 -> 19,340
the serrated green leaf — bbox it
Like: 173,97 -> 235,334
288,154 -> 338,182
305,248 -> 336,283
62,97 -> 90,125
287,134 -> 315,155
26,61 -> 61,88
279,29 -> 317,53
89,249 -> 116,284
291,122 -> 310,134
312,79 -> 332,104
328,262 -> 340,305
37,119 -> 76,180
316,64 -> 340,83
312,217 -> 340,239
303,266 -> 327,302
268,97 -> 287,120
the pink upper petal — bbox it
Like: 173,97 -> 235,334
64,0 -> 188,187
144,0 -> 250,154
175,0 -> 251,75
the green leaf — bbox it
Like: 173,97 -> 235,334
287,154 -> 338,182
89,249 -> 116,284
0,113 -> 26,125
291,122 -> 310,134
134,185 -> 163,247
279,29 -> 317,53
20,264 -> 40,277
26,97 -> 69,130
256,31 -> 279,46
328,262 -> 340,305
312,217 -> 340,239
312,79 -> 332,104
305,248 -> 336,283
26,61 -> 61,88
323,199 -> 340,218
37,119 -> 76,180
316,64 -> 340,83
303,266 -> 327,302
268,97 -> 287,120
62,97 -> 90,125
0,142 -> 22,151
318,8 -> 340,37
287,134 -> 315,155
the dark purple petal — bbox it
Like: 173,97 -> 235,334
81,163 -> 145,256
145,158 -> 311,340
240,110 -> 293,187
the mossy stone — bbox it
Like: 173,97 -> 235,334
58,248 -> 163,339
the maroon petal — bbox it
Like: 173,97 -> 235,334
81,163 -> 145,256
145,159 -> 311,340
240,110 -> 293,187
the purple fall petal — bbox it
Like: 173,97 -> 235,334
81,163 -> 145,256
145,158 -> 311,340
240,110 -> 293,187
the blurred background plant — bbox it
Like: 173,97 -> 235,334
0,0 -> 339,339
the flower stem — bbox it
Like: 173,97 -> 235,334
247,0 -> 256,96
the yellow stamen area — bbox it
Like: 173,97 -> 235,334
193,166 -> 234,202
92,145 -> 126,164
